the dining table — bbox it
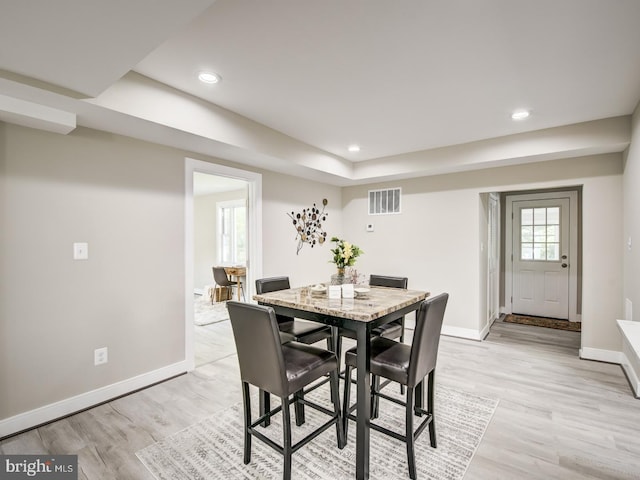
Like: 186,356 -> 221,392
224,266 -> 246,300
254,283 -> 428,480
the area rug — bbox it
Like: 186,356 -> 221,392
504,314 -> 581,332
136,384 -> 498,480
194,299 -> 229,326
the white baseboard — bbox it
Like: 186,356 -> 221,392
0,361 -> 188,439
620,352 -> 640,398
441,325 -> 483,341
579,347 -> 623,364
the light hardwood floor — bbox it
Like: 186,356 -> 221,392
2,318 -> 639,479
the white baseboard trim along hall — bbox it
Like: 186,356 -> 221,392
0,361 -> 188,439
442,325 -> 485,341
579,347 -> 623,365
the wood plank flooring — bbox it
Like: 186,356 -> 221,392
2,317 -> 639,480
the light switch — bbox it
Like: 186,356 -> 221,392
73,242 -> 89,260
366,223 -> 374,232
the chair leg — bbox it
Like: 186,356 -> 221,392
330,367 -> 346,448
342,364 -> 353,439
242,382 -> 252,464
406,386 -> 417,480
414,378 -> 425,417
427,371 -> 437,448
399,318 -> 406,395
371,375 -> 380,419
282,396 -> 293,480
259,389 -> 271,427
294,390 -> 305,426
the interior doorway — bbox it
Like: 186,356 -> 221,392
184,158 -> 263,371
505,190 -> 580,322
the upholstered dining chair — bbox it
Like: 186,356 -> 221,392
212,266 -> 244,301
255,276 -> 334,426
341,293 -> 449,480
226,301 -> 344,480
334,275 -> 408,369
255,276 -> 333,347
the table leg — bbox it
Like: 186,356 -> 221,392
355,326 -> 371,480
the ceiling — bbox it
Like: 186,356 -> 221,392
1,0 -> 639,185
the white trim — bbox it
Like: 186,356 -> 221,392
185,158 -> 263,371
441,325 -> 484,341
617,319 -> 640,398
579,347 -> 623,364
0,361 -> 187,438
620,352 -> 640,398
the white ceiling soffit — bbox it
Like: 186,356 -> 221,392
0,94 -> 75,134
0,0 -> 636,186
0,0 -> 217,97
135,0 -> 640,162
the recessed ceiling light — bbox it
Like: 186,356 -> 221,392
511,110 -> 530,120
198,71 -> 221,84
348,144 -> 360,152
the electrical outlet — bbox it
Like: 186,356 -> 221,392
94,347 -> 108,366
73,242 -> 89,260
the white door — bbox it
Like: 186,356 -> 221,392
512,198 -> 570,319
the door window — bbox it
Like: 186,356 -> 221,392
520,206 -> 560,261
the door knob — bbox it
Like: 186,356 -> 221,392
561,263 -> 568,268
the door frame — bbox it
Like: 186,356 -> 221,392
505,191 -> 579,322
487,193 -> 500,326
184,158 -> 263,371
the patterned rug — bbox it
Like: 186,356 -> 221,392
194,299 -> 229,326
136,384 -> 498,480
503,314 -> 581,332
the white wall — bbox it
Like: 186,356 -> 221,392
0,122 -> 342,436
261,170 -> 342,287
193,188 -> 247,292
623,104 -> 640,322
342,153 -> 624,352
0,124 -> 186,422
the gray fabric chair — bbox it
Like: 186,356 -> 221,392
227,301 -> 344,480
212,266 -> 244,301
342,293 -> 449,480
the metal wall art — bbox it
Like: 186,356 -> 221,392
288,199 -> 328,254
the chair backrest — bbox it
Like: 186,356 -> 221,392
212,266 -> 231,286
255,276 -> 291,294
255,276 -> 294,325
407,293 -> 449,388
226,301 -> 288,397
369,274 -> 408,289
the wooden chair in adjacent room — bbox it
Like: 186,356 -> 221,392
212,266 -> 237,301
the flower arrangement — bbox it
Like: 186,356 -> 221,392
329,237 -> 363,271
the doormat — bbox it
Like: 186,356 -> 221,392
504,314 -> 581,332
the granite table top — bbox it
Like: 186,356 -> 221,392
253,285 -> 429,323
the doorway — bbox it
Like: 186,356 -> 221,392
505,190 -> 579,322
184,158 -> 263,371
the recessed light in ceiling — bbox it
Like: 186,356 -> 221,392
511,110 -> 530,120
198,71 -> 221,84
348,144 -> 360,152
